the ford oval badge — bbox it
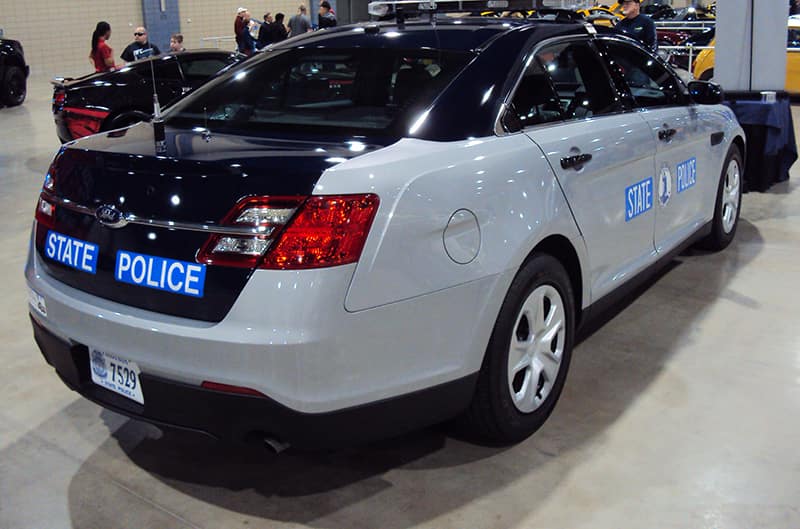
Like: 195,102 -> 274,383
95,205 -> 128,228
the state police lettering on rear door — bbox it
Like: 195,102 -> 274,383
625,177 -> 653,222
677,157 -> 697,193
115,250 -> 206,298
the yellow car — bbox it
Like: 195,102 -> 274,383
694,17 -> 800,93
576,2 -> 624,19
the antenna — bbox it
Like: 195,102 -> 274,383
149,57 -> 167,154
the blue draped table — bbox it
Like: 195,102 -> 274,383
723,98 -> 797,192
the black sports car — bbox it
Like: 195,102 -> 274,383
52,50 -> 241,143
0,38 -> 29,107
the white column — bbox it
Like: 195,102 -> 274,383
715,0 -> 787,91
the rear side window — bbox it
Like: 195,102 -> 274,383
600,40 -> 685,108
508,54 -> 563,128
533,40 -> 620,120
141,57 -> 182,81
166,49 -> 472,136
179,57 -> 233,82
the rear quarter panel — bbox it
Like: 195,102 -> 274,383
313,135 -> 589,313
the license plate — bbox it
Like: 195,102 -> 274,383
89,348 -> 144,404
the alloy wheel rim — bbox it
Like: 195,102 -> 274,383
507,284 -> 566,414
721,158 -> 740,234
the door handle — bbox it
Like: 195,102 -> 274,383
658,128 -> 677,141
560,153 -> 593,170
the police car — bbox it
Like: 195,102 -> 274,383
26,1 -> 745,450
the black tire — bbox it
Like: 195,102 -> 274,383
461,254 -> 575,444
698,144 -> 743,251
2,66 -> 26,106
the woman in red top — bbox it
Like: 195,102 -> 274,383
90,21 -> 115,73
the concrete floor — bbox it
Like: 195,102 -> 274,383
2,78 -> 799,529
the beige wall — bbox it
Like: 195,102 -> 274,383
178,0 -> 307,52
1,0 -> 708,78
1,0 -> 143,78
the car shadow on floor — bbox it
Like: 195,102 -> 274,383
52,220 -> 766,528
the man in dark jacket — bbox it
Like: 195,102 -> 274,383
268,14 -> 289,43
257,13 -> 274,49
615,0 -> 657,51
318,1 -> 337,29
120,27 -> 161,62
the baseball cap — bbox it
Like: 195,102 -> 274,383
237,6 -> 248,14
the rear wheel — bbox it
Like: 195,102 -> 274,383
462,254 -> 575,444
698,144 -> 743,251
2,66 -> 26,106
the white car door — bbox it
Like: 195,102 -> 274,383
513,38 -> 658,301
599,38 -> 713,254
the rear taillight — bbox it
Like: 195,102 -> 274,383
197,196 -> 304,268
198,194 -> 379,270
262,194 -> 379,269
52,91 -> 65,113
34,197 -> 56,229
35,160 -> 59,228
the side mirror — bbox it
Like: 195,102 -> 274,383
688,80 -> 724,105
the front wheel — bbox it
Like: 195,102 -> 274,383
698,144 -> 743,251
461,254 -> 575,444
2,66 -> 26,106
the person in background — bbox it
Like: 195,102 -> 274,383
288,5 -> 312,36
257,12 -> 274,49
236,8 -> 257,55
268,13 -> 289,44
615,0 -> 657,51
318,1 -> 337,29
90,21 -> 115,72
120,27 -> 161,62
170,33 -> 185,52
235,7 -> 248,39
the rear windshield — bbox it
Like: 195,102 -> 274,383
165,48 -> 473,137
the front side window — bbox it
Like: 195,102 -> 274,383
165,49 -> 472,136
600,40 -> 685,108
788,28 -> 800,49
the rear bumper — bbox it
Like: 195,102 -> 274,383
31,315 -> 477,449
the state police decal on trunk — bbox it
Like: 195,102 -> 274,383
45,231 -> 99,274
677,158 -> 697,193
115,250 -> 206,298
625,177 -> 653,221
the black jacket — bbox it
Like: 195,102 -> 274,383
616,14 -> 657,51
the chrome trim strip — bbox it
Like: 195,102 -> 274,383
44,194 -> 276,236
